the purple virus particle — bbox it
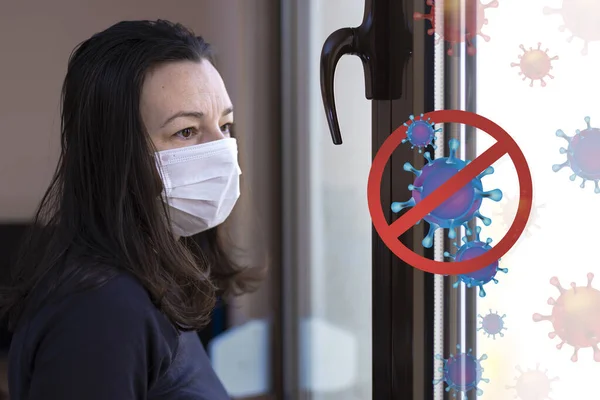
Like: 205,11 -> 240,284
434,344 -> 489,398
553,116 -> 600,193
402,113 -> 442,153
444,226 -> 508,298
478,309 -> 507,339
391,138 -> 503,248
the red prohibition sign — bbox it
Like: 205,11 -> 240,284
367,110 -> 533,275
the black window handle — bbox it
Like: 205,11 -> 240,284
320,0 -> 412,145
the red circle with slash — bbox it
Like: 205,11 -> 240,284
367,110 -> 533,275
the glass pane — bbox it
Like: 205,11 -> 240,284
300,0 -> 372,399
477,1 -> 600,399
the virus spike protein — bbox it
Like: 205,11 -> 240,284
413,0 -> 436,37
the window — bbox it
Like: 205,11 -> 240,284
282,0 -> 372,398
477,1 -> 600,398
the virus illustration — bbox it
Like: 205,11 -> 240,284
402,113 -> 442,153
391,139 -> 502,248
444,226 -> 507,297
511,43 -> 558,87
544,0 -> 600,55
552,116 -> 600,193
478,309 -> 507,339
414,0 -> 499,56
506,364 -> 558,400
533,273 -> 600,362
434,344 -> 489,398
493,195 -> 545,239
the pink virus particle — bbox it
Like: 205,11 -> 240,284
414,0 -> 499,56
553,116 -> 600,193
544,0 -> 600,55
533,273 -> 600,362
511,43 -> 558,87
505,364 -> 558,400
478,309 -> 507,339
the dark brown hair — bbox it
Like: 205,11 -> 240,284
0,20 -> 261,331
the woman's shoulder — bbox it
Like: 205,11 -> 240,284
72,271 -> 158,313
38,268 -> 157,317
17,267 -> 179,352
9,268 -> 182,398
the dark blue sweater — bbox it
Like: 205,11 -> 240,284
8,272 -> 231,400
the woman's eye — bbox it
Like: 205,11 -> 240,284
175,127 -> 196,140
221,123 -> 234,136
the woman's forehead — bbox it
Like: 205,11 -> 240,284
141,60 -> 231,124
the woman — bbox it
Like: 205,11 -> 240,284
1,19 -> 259,399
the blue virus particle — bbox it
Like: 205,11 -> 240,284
478,309 -> 507,339
402,113 -> 442,153
391,138 -> 503,248
434,344 -> 489,399
553,116 -> 600,193
444,226 -> 508,298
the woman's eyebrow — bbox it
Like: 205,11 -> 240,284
222,106 -> 233,116
161,111 -> 204,128
161,107 -> 233,128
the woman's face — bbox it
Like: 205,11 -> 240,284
141,59 -> 234,152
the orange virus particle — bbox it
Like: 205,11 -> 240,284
414,0 -> 499,56
533,273 -> 600,362
544,0 -> 600,55
493,195 -> 544,239
511,43 -> 558,87
505,364 -> 558,400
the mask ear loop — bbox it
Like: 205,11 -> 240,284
149,133 -> 173,198
154,160 -> 173,198
148,138 -> 176,250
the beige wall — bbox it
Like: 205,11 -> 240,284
0,0 -> 280,324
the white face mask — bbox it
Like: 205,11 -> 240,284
155,138 -> 241,237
